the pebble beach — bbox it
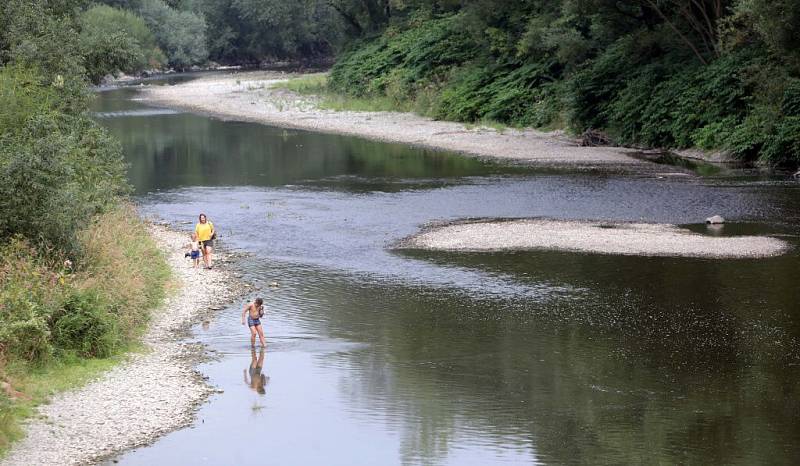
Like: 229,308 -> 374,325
398,218 -> 789,259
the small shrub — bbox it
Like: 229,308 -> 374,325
75,206 -> 170,340
435,65 -> 494,122
691,117 -> 738,150
0,318 -> 53,363
761,117 -> 800,165
780,79 -> 800,116
0,239 -> 63,364
51,290 -> 118,358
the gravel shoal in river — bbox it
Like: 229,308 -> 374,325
1,225 -> 248,466
141,71 -> 646,168
399,219 -> 789,258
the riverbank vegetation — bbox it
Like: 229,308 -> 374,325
0,0 -> 170,455
105,0 -> 798,165
322,1 -> 800,166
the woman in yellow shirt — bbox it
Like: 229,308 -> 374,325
195,213 -> 215,269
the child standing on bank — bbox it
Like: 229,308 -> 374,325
187,232 -> 201,268
242,297 -> 266,347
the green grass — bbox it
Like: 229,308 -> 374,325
272,73 -> 413,113
274,75 -> 518,132
0,339 -> 151,458
464,119 -> 509,133
276,73 -> 328,94
1,356 -> 122,453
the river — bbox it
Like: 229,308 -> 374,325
94,77 -> 800,465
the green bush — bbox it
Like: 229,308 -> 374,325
137,0 -> 208,68
52,290 -> 119,358
435,61 -> 562,127
0,319 -> 52,364
0,0 -> 173,454
79,5 -> 167,82
571,41 -> 758,150
780,79 -> 800,116
761,117 -> 800,165
568,35 -> 643,132
329,14 -> 478,99
434,65 -> 494,122
0,65 -> 129,254
0,239 -> 63,364
331,15 -> 564,128
0,0 -> 88,104
76,206 -> 171,340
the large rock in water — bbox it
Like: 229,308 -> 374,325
706,215 -> 725,224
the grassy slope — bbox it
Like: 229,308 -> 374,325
273,73 -> 510,131
0,206 -> 171,457
274,73 -> 408,112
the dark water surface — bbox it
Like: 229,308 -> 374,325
95,82 -> 800,465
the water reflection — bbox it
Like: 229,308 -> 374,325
245,348 -> 269,395
96,87 -> 530,195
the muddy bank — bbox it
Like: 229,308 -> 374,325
1,226 -> 248,466
141,71 -> 647,168
398,218 -> 789,258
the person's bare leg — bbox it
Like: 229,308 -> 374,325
256,325 -> 266,347
206,246 -> 213,268
249,326 -> 256,347
203,246 -> 211,268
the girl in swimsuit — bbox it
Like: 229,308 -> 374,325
241,297 -> 266,347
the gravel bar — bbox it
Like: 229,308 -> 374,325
399,219 -> 789,258
141,71 -> 647,168
1,225 -> 247,466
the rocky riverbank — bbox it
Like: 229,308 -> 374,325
1,226 -> 249,466
141,71 -> 648,168
398,218 -> 789,259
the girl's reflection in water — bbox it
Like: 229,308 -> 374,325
244,348 -> 269,395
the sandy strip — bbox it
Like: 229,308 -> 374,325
399,219 -> 789,258
1,226 -> 248,466
141,71 -> 646,167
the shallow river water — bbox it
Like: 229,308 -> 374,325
95,79 -> 800,465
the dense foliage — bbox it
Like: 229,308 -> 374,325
0,0 -> 169,451
102,0 -> 342,66
0,209 -> 168,365
0,2 -> 130,252
79,5 -> 167,79
137,0 -> 208,68
198,0 -> 343,64
327,0 -> 800,165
